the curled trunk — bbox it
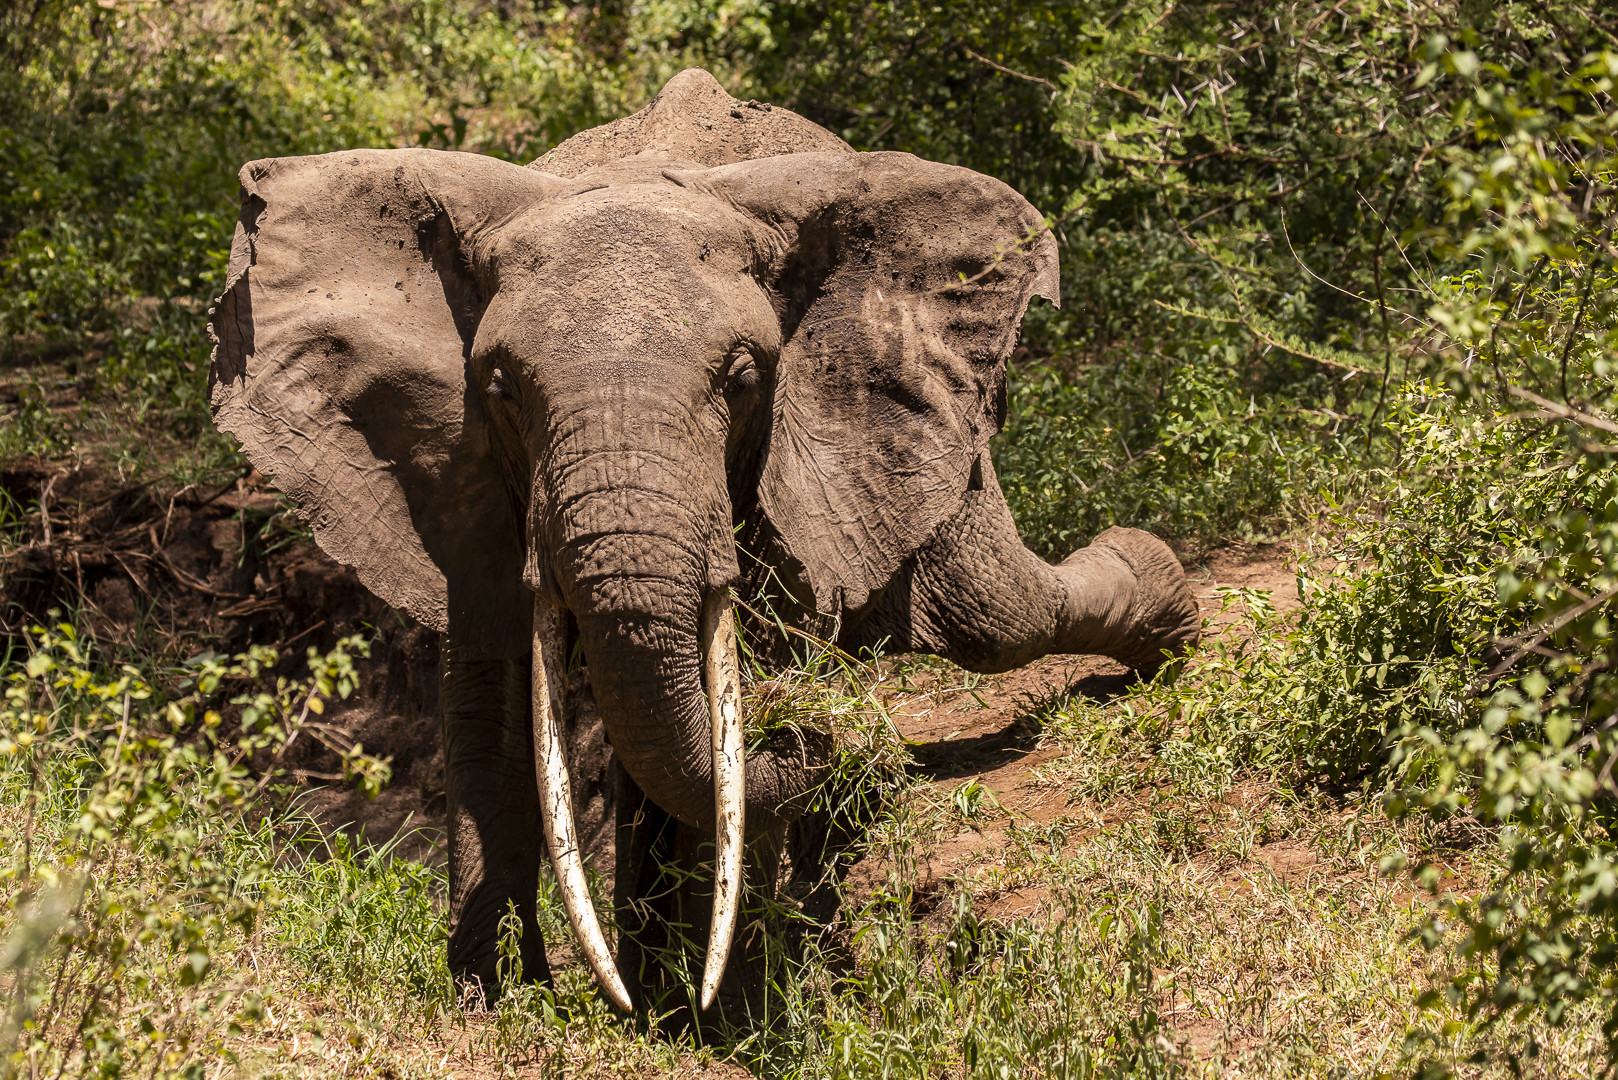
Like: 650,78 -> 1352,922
569,581 -> 825,836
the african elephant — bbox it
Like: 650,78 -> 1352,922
206,69 -> 1199,1017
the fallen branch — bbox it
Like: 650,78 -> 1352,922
146,526 -> 246,600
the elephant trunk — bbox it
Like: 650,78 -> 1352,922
534,399 -> 826,1007
560,538 -> 822,837
539,394 -> 826,835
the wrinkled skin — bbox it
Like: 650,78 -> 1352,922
207,69 -> 1200,1020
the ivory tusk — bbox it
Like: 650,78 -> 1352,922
532,597 -> 633,1012
699,592 -> 746,1012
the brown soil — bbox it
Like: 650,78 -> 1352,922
867,541 -> 1302,903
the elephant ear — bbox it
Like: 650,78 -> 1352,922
668,151 -> 1059,615
208,148 -> 572,655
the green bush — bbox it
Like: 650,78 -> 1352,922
1109,21 -> 1618,1061
0,623 -> 402,1077
998,354 -> 1340,557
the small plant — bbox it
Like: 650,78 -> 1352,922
950,778 -> 1006,827
0,621 -> 390,1078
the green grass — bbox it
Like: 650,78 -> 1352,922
4,574 -> 1617,1078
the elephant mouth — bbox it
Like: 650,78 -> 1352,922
528,589 -> 745,1013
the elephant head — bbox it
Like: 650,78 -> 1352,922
207,77 -> 1060,1010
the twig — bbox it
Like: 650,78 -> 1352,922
1506,386 -> 1618,437
963,48 -> 1059,90
37,471 -> 61,546
146,525 -> 246,599
1152,298 -> 1377,374
217,597 -> 283,619
1280,209 -> 1384,309
1556,250 -> 1601,403
1483,586 -> 1618,686
160,484 -> 195,547
109,550 -> 157,601
270,620 -> 328,655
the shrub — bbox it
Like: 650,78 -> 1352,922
0,623 -> 393,1077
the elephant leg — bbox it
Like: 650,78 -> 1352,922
613,762 -> 789,1033
613,762 -> 678,1012
847,456 -> 1200,675
442,647 -> 552,1002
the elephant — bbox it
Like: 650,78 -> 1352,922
206,68 -> 1199,1020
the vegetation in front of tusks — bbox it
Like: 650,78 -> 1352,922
5,0 -> 1618,1076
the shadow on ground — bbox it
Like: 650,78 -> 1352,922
908,669 -> 1136,780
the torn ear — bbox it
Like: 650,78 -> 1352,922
208,148 -> 574,655
671,151 -> 1059,616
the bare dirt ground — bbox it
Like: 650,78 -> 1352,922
848,543 -> 1304,923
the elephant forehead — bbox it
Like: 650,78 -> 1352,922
488,192 -> 778,363
487,277 -> 765,378
510,185 -> 756,265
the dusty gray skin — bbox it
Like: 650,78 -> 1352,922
207,68 -> 1199,1016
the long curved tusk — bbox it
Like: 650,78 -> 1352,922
699,591 -> 746,1012
532,596 -> 633,1012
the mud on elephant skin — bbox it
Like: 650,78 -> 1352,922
206,68 -> 1199,1022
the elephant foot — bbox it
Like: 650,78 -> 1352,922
1063,526 -> 1201,675
447,880 -> 553,1008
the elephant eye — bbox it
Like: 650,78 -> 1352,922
485,366 -> 511,400
721,350 -> 760,395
